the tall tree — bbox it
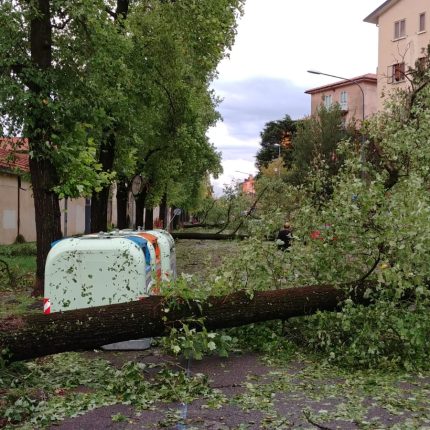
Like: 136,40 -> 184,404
122,0 -> 242,218
0,1 -> 128,294
287,105 -> 355,186
255,115 -> 296,171
90,0 -> 131,233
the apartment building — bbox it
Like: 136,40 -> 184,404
0,139 -> 89,244
240,175 -> 256,194
305,74 -> 378,125
364,0 -> 430,108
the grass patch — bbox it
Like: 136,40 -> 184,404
0,288 -> 36,317
0,242 -> 37,316
0,242 -> 37,257
0,255 -> 36,274
0,242 -> 36,289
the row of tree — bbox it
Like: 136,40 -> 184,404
0,0 -> 244,294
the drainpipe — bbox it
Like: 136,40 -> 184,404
17,176 -> 21,237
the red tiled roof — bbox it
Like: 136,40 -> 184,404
0,138 -> 30,173
305,74 -> 377,95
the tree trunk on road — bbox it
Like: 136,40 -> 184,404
0,282 -> 371,362
171,232 -> 249,240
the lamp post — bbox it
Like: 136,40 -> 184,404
307,70 -> 366,168
274,143 -> 281,177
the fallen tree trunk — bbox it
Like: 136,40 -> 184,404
0,282 -> 372,362
172,232 -> 249,240
181,223 -> 224,229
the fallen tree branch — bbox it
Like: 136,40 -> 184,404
181,223 -> 225,229
171,232 -> 249,240
0,282 -> 373,362
303,409 -> 335,430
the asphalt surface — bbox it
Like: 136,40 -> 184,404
47,349 -> 425,430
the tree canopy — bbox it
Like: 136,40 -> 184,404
255,114 -> 296,171
0,0 -> 244,292
234,57 -> 430,369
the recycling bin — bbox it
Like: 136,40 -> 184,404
146,229 -> 176,282
133,231 -> 162,294
44,234 -> 152,313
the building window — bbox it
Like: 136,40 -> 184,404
339,91 -> 348,110
323,94 -> 332,108
394,19 -> 406,39
419,13 -> 426,32
391,62 -> 406,82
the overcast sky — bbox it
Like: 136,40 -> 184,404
209,0 -> 380,195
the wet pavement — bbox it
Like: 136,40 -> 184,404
48,350 -> 430,430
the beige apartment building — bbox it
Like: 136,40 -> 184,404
305,74 -> 378,125
0,140 -> 168,244
365,0 -> 430,108
0,140 -> 88,244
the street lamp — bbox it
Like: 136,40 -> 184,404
273,143 -> 281,177
307,70 -> 366,167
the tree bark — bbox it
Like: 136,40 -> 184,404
145,207 -> 154,230
29,158 -> 62,296
134,189 -> 147,229
171,232 -> 249,240
182,223 -> 224,229
0,283 -> 371,362
91,133 -> 115,232
27,0 -> 62,296
159,193 -> 168,229
91,0 -> 130,232
116,180 -> 129,229
171,207 -> 180,230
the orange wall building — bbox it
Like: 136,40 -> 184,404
305,74 -> 378,124
241,175 -> 256,195
364,0 -> 430,109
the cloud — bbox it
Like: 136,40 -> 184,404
206,0 -> 379,197
207,77 -> 310,195
216,0 -> 378,87
213,77 -> 309,141
211,158 -> 257,197
207,121 -> 259,164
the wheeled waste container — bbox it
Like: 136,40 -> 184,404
44,229 -> 176,314
145,229 -> 176,282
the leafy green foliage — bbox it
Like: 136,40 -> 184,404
287,104 -> 356,185
188,182 -> 255,233
226,321 -> 295,364
0,243 -> 36,292
231,359 -> 430,429
251,65 -> 430,369
255,115 -> 296,171
171,60 -> 430,370
111,0 -> 244,213
0,352 -> 215,428
0,243 -> 36,258
162,320 -> 233,360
